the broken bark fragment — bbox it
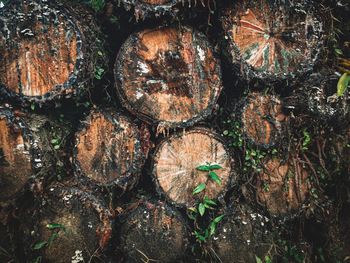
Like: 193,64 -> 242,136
118,200 -> 189,262
119,0 -> 180,20
221,0 -> 324,83
0,107 -> 40,202
0,0 -> 102,105
73,109 -> 150,190
153,128 -> 233,207
256,158 -> 309,215
242,93 -> 288,147
115,26 -> 222,128
22,186 -> 112,263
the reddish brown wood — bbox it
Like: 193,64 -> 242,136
0,108 -> 34,202
0,0 -> 102,105
221,0 -> 323,82
153,128 -> 233,207
256,158 -> 309,215
242,93 -> 288,147
73,109 -> 149,189
115,26 -> 222,128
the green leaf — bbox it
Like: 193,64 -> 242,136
31,104 -> 35,111
192,183 -> 206,195
335,48 -> 343,56
33,256 -> 42,263
204,196 -> 217,206
51,139 -> 59,145
33,241 -> 47,250
194,231 -> 206,242
209,221 -> 216,236
255,256 -> 263,263
198,203 -> 206,216
54,145 -> 60,150
337,73 -> 350,97
209,164 -> 223,170
213,215 -> 224,224
196,165 -> 210,171
46,223 -> 65,230
265,256 -> 272,263
209,171 -> 221,185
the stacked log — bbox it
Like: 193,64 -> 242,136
115,26 -> 222,128
221,0 -> 324,83
153,128 -> 233,207
256,157 -> 309,215
22,186 -> 112,263
0,107 -> 41,203
241,92 -> 288,147
0,0 -> 103,105
118,200 -> 190,262
72,109 -> 150,190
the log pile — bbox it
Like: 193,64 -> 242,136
0,0 -> 349,262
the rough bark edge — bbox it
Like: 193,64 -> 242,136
114,25 -> 223,129
0,105 -> 42,204
220,0 -> 325,86
72,108 -> 149,192
152,126 -> 236,208
0,0 -> 103,107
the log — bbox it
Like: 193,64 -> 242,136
118,200 -> 189,262
256,158 -> 309,215
72,109 -> 150,190
221,0 -> 324,83
153,128 -> 233,207
119,0 -> 180,20
0,107 -> 41,202
242,92 -> 288,147
209,205 -> 274,263
0,0 -> 102,105
115,26 -> 222,128
22,186 -> 112,263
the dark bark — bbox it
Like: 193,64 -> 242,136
21,185 -> 113,263
118,199 -> 190,262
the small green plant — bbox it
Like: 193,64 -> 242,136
94,66 -> 105,80
255,255 -> 272,263
337,72 -> 350,97
89,0 -> 105,12
188,163 -> 225,243
302,129 -> 311,151
32,223 -> 67,263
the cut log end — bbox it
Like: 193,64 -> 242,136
222,0 -> 323,80
119,200 -> 189,262
115,26 -> 222,128
27,187 -> 112,263
242,93 -> 287,147
74,110 -> 149,188
209,206 -> 274,263
0,110 -> 32,201
153,128 -> 233,207
0,1 -> 83,100
256,158 -> 309,215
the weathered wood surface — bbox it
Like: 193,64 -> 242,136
118,200 -> 189,262
0,0 -> 100,104
209,205 -> 274,263
242,93 -> 288,147
73,109 -> 150,189
23,186 -> 112,263
153,128 -> 233,207
221,0 -> 323,82
115,26 -> 222,128
0,107 -> 40,202
256,158 -> 309,215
